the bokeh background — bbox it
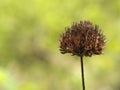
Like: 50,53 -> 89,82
0,0 -> 120,90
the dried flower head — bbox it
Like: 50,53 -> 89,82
59,21 -> 105,57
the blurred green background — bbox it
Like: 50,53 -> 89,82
0,0 -> 120,90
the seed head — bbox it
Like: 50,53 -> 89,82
59,21 -> 105,57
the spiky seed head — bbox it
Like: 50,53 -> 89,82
59,21 -> 105,57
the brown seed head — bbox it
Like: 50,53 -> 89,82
59,21 -> 105,57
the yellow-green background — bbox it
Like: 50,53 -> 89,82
0,0 -> 120,90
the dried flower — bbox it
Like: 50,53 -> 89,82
59,21 -> 105,57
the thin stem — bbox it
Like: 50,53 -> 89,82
80,56 -> 85,90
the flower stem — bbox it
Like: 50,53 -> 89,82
80,56 -> 85,90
